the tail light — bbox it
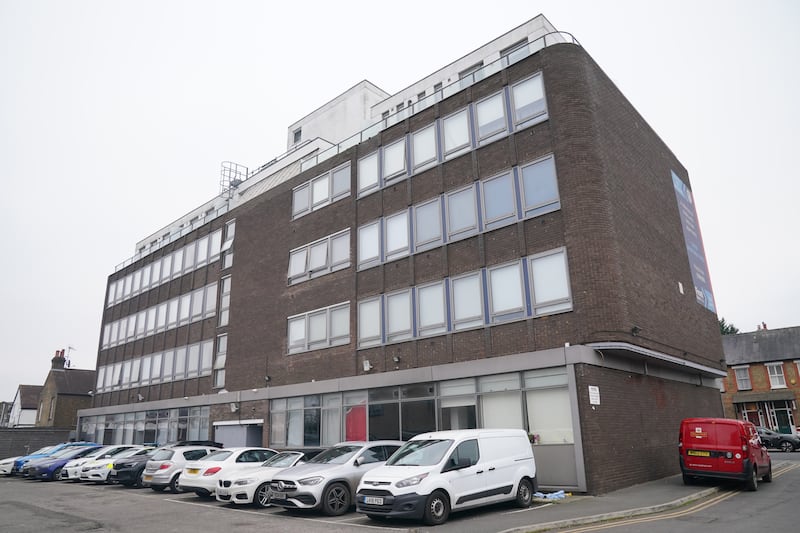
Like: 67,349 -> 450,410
203,466 -> 222,476
158,462 -> 173,470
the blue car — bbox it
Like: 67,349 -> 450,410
12,441 -> 98,475
27,445 -> 102,480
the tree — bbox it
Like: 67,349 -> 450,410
719,317 -> 740,335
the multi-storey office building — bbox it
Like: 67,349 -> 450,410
78,15 -> 725,494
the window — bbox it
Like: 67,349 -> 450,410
511,73 -> 547,126
475,92 -> 507,142
358,152 -> 379,195
416,281 -> 446,336
358,298 -> 382,348
766,363 -> 786,388
292,163 -> 352,219
520,155 -> 559,217
287,230 -> 350,284
293,128 -> 301,144
292,184 -> 310,218
187,344 -> 200,378
218,276 -> 231,327
287,302 -> 350,354
162,350 -> 174,381
525,369 -> 573,444
385,289 -> 412,342
458,62 -> 483,88
481,172 -> 517,229
384,210 -> 409,261
383,138 -> 406,181
733,367 -> 751,390
358,221 -> 381,269
222,219 -> 235,269
446,185 -> 478,240
488,261 -> 525,322
412,125 -> 437,170
442,109 -> 470,159
414,198 -> 443,249
451,272 -> 483,330
196,235 -> 209,266
530,248 -> 571,315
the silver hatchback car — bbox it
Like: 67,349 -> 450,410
269,441 -> 403,516
142,445 -> 220,492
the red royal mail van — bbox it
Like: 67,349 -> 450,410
679,417 -> 772,491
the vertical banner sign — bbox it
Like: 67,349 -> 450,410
672,171 -> 716,312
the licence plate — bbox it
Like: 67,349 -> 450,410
687,450 -> 710,457
143,475 -> 153,482
186,468 -> 200,474
272,491 -> 286,500
217,488 -> 229,496
363,496 -> 384,505
109,469 -> 117,476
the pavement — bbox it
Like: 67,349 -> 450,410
501,473 -> 724,533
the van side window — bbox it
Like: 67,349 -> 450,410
359,445 -> 386,464
447,439 -> 479,468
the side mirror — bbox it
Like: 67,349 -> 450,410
355,456 -> 365,467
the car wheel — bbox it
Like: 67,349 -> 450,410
763,460 -> 773,482
745,465 -> 758,491
134,472 -> 144,489
321,482 -> 351,516
169,474 -> 181,493
254,482 -> 271,508
53,468 -> 63,481
423,490 -> 450,525
515,478 -> 533,508
780,440 -> 794,453
682,473 -> 694,485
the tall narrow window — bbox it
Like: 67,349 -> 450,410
414,198 -> 443,249
733,367 -> 751,390
292,184 -> 310,218
358,152 -> 380,195
383,138 -> 406,181
358,221 -> 381,269
512,73 -> 547,126
412,125 -> 437,170
488,262 -> 524,322
766,363 -> 786,388
358,298 -> 382,348
384,210 -> 409,261
521,155 -> 560,217
475,92 -> 507,142
481,172 -> 517,229
442,109 -> 470,159
417,281 -> 446,336
451,273 -> 483,330
214,334 -> 227,388
218,276 -> 231,327
385,289 -> 412,342
446,186 -> 478,240
530,249 -> 571,316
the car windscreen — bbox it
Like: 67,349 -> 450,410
114,448 -> 144,459
149,449 -> 175,461
261,452 -> 302,468
31,445 -> 55,455
60,447 -> 96,459
309,445 -> 361,464
202,450 -> 233,462
386,439 -> 454,466
49,447 -> 83,459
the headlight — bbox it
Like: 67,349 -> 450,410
299,476 -> 324,486
233,478 -> 256,486
396,472 -> 429,488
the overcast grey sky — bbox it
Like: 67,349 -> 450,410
1,0 -> 798,402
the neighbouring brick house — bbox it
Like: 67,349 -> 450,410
721,326 -> 800,435
35,350 -> 95,429
78,15 -> 725,494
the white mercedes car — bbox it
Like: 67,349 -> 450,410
79,447 -> 152,483
216,450 -> 320,507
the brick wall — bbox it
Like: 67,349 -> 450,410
574,363 -> 723,494
0,428 -> 73,459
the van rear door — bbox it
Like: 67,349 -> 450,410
683,419 -> 741,475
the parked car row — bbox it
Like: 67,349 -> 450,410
0,429 -> 540,526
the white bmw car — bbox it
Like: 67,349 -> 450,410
215,450 -> 320,507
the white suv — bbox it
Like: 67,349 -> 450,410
270,441 -> 403,516
142,445 -> 220,492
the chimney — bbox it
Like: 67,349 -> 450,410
51,349 -> 66,371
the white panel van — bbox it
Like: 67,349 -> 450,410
355,428 -> 537,525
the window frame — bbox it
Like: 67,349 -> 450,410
286,302 -> 351,354
765,363 -> 786,389
733,366 -> 752,391
529,248 -> 572,316
445,184 -> 479,241
474,91 -> 508,143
